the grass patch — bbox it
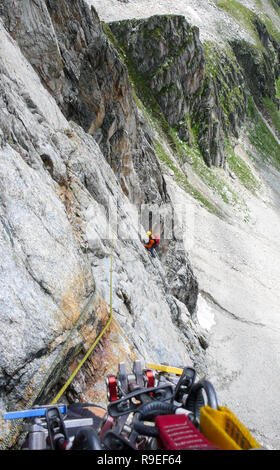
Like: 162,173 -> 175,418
153,139 -> 223,217
225,139 -> 260,193
263,96 -> 280,136
247,96 -> 280,169
203,41 -> 246,131
214,0 -> 262,46
103,22 -> 247,217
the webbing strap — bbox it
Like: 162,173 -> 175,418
4,406 -> 67,420
200,406 -> 261,450
155,414 -> 218,450
146,363 -> 183,375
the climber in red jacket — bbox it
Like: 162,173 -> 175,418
144,231 -> 160,258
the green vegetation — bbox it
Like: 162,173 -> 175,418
203,42 -> 246,131
103,22 -> 250,217
153,126 -> 249,215
268,0 -> 280,17
247,96 -> 280,170
262,13 -> 280,42
276,76 -> 280,99
102,22 -> 124,59
263,96 -> 280,136
171,133 -> 249,208
225,139 -> 260,194
215,0 -> 280,46
153,138 -> 223,217
214,0 -> 263,46
102,23 -> 178,147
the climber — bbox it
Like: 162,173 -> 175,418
154,232 -> 160,247
144,231 -> 160,258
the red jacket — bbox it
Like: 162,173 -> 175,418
144,236 -> 156,249
144,234 -> 160,248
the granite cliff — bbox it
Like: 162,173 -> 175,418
1,0 -> 280,450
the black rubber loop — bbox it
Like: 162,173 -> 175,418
133,421 -> 159,438
138,401 -> 177,420
71,427 -> 102,450
132,401 -> 177,437
185,380 -> 218,420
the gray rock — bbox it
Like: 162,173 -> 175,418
0,5 -> 201,447
108,15 -> 249,168
109,15 -> 205,146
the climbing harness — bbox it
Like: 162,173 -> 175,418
3,361 -> 262,450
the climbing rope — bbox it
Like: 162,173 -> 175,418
0,291 -> 95,450
0,233 -> 115,449
51,234 -> 115,404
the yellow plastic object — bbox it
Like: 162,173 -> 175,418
200,405 -> 261,450
146,363 -> 183,375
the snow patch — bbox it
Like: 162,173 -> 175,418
197,294 -> 216,331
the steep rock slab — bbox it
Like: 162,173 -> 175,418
0,17 -> 202,448
0,0 -> 63,99
0,0 -> 199,316
0,0 -> 168,206
0,22 -> 98,416
109,15 -> 205,147
108,15 -> 247,168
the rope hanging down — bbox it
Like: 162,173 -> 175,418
0,234 -> 115,449
51,234 -> 115,404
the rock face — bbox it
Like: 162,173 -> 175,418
198,43 -> 248,167
110,15 -> 205,144
108,15 -> 249,168
1,0 -> 177,208
0,0 -> 203,448
2,0 -> 279,451
0,0 -> 64,98
225,13 -> 280,113
231,38 -> 279,107
0,0 -> 163,206
81,0 -> 280,451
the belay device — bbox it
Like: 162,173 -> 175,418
3,360 -> 262,450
